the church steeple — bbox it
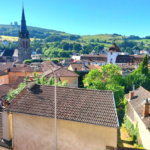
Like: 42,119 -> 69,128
19,5 -> 29,39
18,4 -> 31,63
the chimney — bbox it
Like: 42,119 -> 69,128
143,99 -> 149,117
26,77 -> 36,90
129,91 -> 134,100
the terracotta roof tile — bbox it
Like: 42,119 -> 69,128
44,68 -> 79,78
125,86 -> 150,129
9,76 -> 25,89
9,66 -> 42,72
5,85 -> 118,128
0,85 -> 12,98
0,63 -> 24,71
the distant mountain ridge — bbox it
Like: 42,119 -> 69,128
0,24 -> 71,39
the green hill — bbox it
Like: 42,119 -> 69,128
1,24 -> 150,49
0,24 -> 72,39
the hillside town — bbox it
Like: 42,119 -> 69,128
0,4 -> 150,150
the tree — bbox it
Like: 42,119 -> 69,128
96,38 -> 100,43
90,39 -> 95,42
95,45 -> 104,52
83,64 -> 124,105
133,54 -> 148,76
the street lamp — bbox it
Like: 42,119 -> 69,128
48,66 -> 57,150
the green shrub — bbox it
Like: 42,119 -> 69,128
23,59 -> 33,64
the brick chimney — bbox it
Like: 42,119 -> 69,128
129,91 -> 134,100
143,99 -> 149,117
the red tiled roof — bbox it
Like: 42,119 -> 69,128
44,67 -> 79,78
9,66 -> 42,72
5,84 -> 119,128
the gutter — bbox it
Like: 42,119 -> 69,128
112,92 -> 120,127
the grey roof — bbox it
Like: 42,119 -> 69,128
5,85 -> 119,128
0,70 -> 8,76
20,7 -> 27,34
1,50 -> 15,57
125,86 -> 150,129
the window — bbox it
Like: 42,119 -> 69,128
23,41 -> 25,48
73,79 -> 77,84
26,41 -> 28,48
111,52 -> 112,55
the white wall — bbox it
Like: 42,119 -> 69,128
71,56 -> 81,60
128,109 -> 150,149
107,52 -> 120,64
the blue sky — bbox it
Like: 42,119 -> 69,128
0,0 -> 150,37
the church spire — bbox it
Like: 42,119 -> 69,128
19,4 -> 29,39
20,5 -> 27,35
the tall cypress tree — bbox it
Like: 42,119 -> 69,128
134,54 -> 149,76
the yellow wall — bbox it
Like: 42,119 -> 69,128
60,76 -> 78,87
9,72 -> 42,84
68,65 -> 73,71
0,75 -> 9,85
12,113 -> 117,150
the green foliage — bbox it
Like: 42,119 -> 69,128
123,117 -> 140,144
35,75 -> 68,87
6,82 -> 26,101
133,54 -> 148,76
83,64 -> 124,106
122,74 -> 146,93
122,54 -> 150,93
23,59 -> 43,64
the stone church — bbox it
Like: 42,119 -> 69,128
0,7 -> 31,63
18,6 -> 31,63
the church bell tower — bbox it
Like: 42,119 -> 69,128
18,6 -> 31,63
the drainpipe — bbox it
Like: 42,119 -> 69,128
48,66 -> 57,150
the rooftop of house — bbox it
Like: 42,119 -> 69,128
9,65 -> 43,72
0,63 -> 24,71
80,54 -> 107,58
108,43 -> 121,52
9,76 -> 25,89
0,85 -> 12,98
69,64 -> 88,71
69,63 -> 100,71
1,49 -> 15,57
0,70 -> 8,76
5,84 -> 119,128
41,61 -> 60,72
125,86 -> 150,129
43,67 -> 79,78
118,65 -> 136,70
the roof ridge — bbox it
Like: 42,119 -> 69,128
139,86 -> 150,94
37,84 -> 112,92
